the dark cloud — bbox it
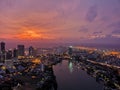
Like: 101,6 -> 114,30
112,29 -> 120,34
21,20 -> 51,28
117,0 -> 120,3
0,0 -> 15,9
93,31 -> 102,34
86,5 -> 98,22
108,21 -> 120,28
100,16 -> 110,22
18,19 -> 60,31
78,26 -> 88,32
88,34 -> 120,44
113,8 -> 120,14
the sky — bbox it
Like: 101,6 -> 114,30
0,0 -> 120,48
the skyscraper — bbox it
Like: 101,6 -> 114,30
13,48 -> 18,58
0,42 -> 6,62
68,46 -> 73,56
1,42 -> 5,54
18,45 -> 25,58
6,50 -> 12,59
29,46 -> 34,57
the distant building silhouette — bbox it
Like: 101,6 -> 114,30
29,46 -> 34,57
18,45 -> 25,59
68,46 -> 73,55
6,49 -> 12,59
13,48 -> 18,58
1,42 -> 5,54
0,42 -> 6,63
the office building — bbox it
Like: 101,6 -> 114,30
0,42 -> 5,54
68,46 -> 73,55
18,45 -> 25,59
0,42 -> 6,63
6,50 -> 12,59
29,46 -> 34,57
13,48 -> 18,58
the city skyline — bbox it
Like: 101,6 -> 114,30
0,0 -> 120,48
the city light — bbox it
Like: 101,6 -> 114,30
32,59 -> 41,64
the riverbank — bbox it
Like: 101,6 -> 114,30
0,59 -> 58,90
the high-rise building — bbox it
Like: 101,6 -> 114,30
0,42 -> 6,63
18,45 -> 25,59
29,46 -> 34,57
13,48 -> 18,58
1,42 -> 5,54
68,46 -> 73,55
6,50 -> 12,59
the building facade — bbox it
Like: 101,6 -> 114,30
17,45 -> 25,59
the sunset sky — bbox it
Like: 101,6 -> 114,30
0,0 -> 120,48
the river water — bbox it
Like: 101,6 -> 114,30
53,60 -> 103,90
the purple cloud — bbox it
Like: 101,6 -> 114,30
86,5 -> 98,22
108,21 -> 120,28
79,26 -> 88,32
93,31 -> 102,34
112,29 -> 120,34
87,34 -> 120,44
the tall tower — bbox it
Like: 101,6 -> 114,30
17,45 -> 25,59
0,42 -> 6,63
6,50 -> 12,59
29,46 -> 34,57
1,42 -> 5,54
68,46 -> 73,56
13,48 -> 18,58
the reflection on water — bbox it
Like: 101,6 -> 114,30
53,60 -> 120,90
68,61 -> 73,73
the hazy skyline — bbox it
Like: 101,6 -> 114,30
0,0 -> 120,48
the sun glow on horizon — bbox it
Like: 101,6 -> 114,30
15,28 -> 54,40
18,30 -> 41,40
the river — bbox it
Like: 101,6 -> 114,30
53,60 -> 103,90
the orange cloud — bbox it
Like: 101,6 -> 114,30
14,27 -> 55,40
16,30 -> 41,40
0,34 -> 13,39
